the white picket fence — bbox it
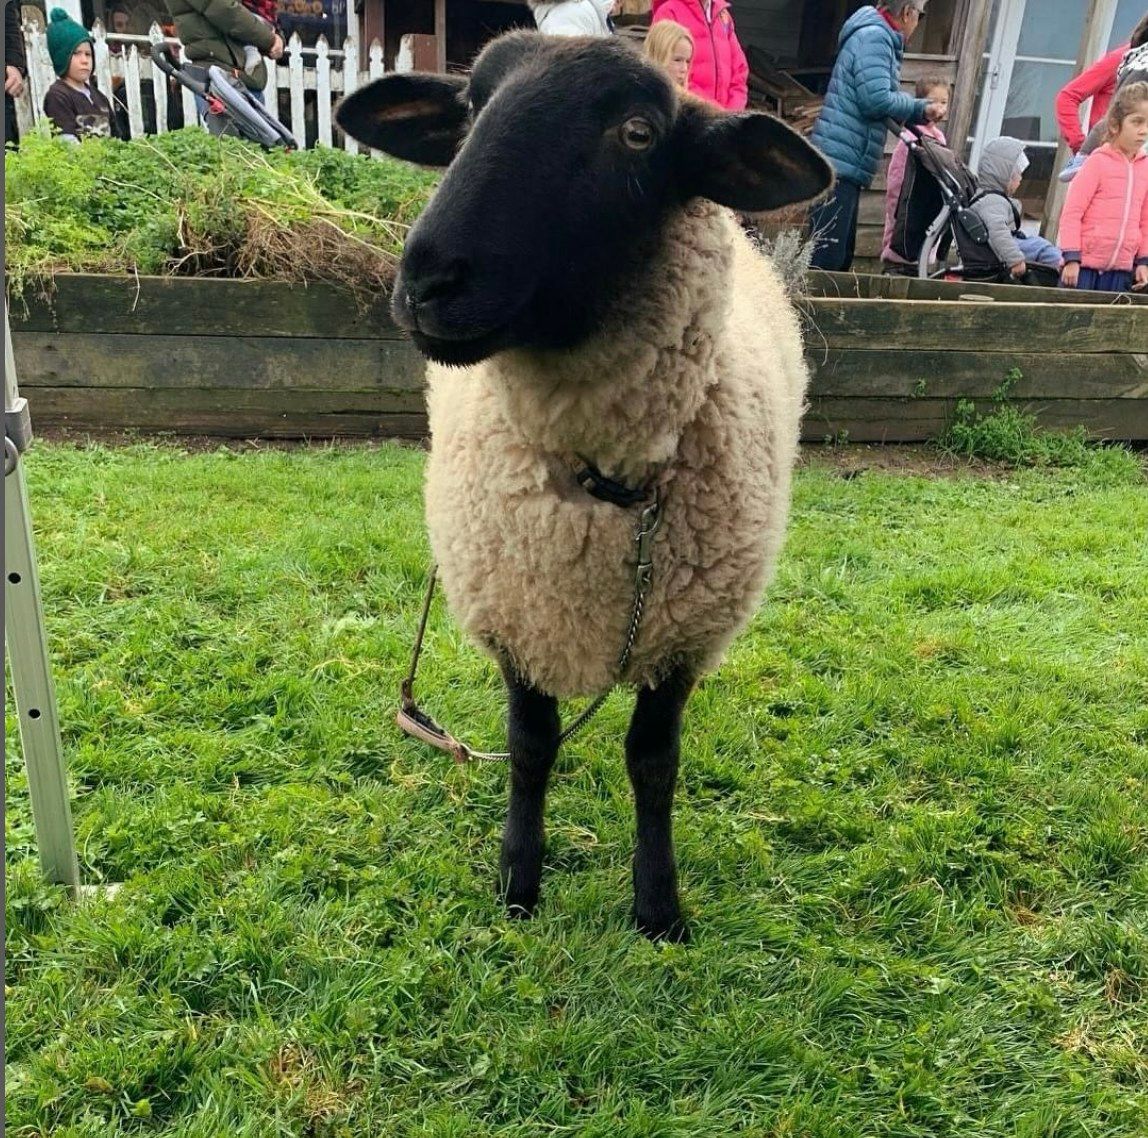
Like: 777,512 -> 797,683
14,20 -> 408,154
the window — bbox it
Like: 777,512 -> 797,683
1110,0 -> 1144,49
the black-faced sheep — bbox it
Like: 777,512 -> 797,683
337,32 -> 832,942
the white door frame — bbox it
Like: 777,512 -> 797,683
969,0 -> 1120,172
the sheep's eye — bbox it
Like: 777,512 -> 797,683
619,118 -> 655,151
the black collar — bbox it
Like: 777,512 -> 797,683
574,456 -> 651,508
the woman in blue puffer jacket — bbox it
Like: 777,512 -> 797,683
809,1 -> 944,271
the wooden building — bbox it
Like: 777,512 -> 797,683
346,0 -> 1141,259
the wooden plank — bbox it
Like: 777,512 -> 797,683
899,56 -> 958,87
24,387 -> 429,438
1019,398 -> 1148,438
898,278 -> 1148,306
853,227 -> 884,260
434,0 -> 447,73
946,0 -> 991,162
806,271 -> 865,298
858,192 -> 887,228
805,298 -> 1145,354
12,333 -> 425,393
10,276 -> 404,339
34,384 -> 1140,444
809,349 -> 1147,396
1042,0 -> 1116,241
803,397 -> 1148,443
806,271 -> 1148,305
802,400 -> 950,442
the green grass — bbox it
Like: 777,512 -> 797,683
6,442 -> 1148,1137
4,130 -> 437,297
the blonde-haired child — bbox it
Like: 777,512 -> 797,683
1061,81 -> 1148,292
644,21 -> 692,91
881,77 -> 948,272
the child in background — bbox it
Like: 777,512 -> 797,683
1060,13 -> 1148,182
968,137 -> 1062,278
644,21 -> 693,91
1061,81 -> 1148,292
42,8 -> 124,142
881,77 -> 948,274
239,0 -> 281,75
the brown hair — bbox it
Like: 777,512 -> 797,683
1131,13 -> 1148,49
915,76 -> 949,99
644,21 -> 693,78
1106,80 -> 1148,139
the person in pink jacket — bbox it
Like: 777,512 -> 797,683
1060,82 -> 1148,293
881,76 -> 948,271
650,0 -> 748,110
1056,44 -> 1126,153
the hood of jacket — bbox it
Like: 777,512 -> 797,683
839,5 -> 898,51
650,0 -> 733,21
530,0 -> 614,13
977,136 -> 1027,194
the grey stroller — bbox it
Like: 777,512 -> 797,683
153,51 -> 297,149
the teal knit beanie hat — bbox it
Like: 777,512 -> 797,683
47,8 -> 93,78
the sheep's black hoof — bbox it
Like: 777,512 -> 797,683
498,868 -> 540,919
635,908 -> 690,944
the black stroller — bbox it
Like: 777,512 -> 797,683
152,50 -> 297,150
885,122 -> 1059,287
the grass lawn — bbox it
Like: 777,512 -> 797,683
5,441 -> 1148,1137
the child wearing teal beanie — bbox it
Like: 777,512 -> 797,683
42,8 -> 123,141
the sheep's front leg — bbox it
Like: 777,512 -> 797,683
498,662 -> 560,918
626,665 -> 694,943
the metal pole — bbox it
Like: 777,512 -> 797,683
4,306 -> 81,897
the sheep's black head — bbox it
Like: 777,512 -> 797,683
337,32 -> 832,366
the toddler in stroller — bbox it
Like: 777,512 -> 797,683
884,125 -> 1061,285
962,137 -> 1063,285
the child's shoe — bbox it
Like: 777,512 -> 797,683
1057,152 -> 1085,183
243,44 -> 261,75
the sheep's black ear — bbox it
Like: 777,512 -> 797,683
467,31 -> 553,113
335,73 -> 469,167
675,105 -> 834,212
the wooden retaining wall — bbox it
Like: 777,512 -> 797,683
9,273 -> 1146,443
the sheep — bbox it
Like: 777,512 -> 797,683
336,31 -> 832,942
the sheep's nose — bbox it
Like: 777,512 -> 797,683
404,255 -> 471,309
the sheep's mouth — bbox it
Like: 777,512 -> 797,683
410,325 -> 512,366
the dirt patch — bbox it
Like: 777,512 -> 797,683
33,427 -> 430,455
798,442 -> 1012,479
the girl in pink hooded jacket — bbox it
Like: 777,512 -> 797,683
650,0 -> 748,110
1060,82 -> 1148,293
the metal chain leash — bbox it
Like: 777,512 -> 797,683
396,487 -> 662,763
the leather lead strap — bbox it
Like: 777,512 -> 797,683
396,486 -> 662,763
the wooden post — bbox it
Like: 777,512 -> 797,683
342,28 -> 359,152
360,0 -> 385,75
21,22 -> 54,135
1041,0 -> 1117,240
946,0 -> 991,162
287,32 -> 305,145
123,44 -> 145,138
434,0 -> 446,73
150,26 -> 169,135
316,36 -> 332,147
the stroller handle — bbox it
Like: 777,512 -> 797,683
887,118 -> 926,141
151,49 -> 210,96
